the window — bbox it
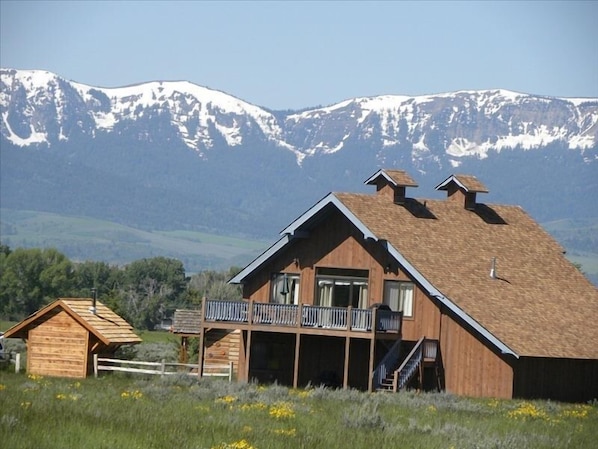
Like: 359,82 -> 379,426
271,273 -> 300,305
315,268 -> 369,309
383,281 -> 414,317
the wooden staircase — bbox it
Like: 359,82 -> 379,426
376,337 -> 440,392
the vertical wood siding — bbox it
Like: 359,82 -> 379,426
440,313 -> 514,398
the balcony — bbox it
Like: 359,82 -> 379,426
202,299 -> 402,336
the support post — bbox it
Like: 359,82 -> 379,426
197,327 -> 205,379
367,307 -> 378,392
244,329 -> 252,382
93,353 -> 98,378
293,333 -> 301,388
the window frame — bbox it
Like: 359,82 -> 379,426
315,268 -> 369,309
383,280 -> 415,318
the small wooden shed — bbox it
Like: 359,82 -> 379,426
3,298 -> 141,378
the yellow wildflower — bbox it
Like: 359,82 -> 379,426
269,402 -> 295,420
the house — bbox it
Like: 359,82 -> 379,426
197,169 -> 598,402
2,298 -> 141,378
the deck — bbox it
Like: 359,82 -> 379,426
202,299 -> 402,337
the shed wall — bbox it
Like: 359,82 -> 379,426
27,310 -> 89,378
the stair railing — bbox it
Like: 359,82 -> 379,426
393,336 -> 425,391
372,337 -> 402,390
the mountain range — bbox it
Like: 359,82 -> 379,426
1,68 -> 597,272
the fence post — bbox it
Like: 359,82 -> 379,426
15,353 -> 21,373
93,354 -> 98,378
228,361 -> 233,382
160,359 -> 166,376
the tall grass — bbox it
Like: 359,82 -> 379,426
1,372 -> 596,449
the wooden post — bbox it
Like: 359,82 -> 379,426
197,327 -> 205,379
160,359 -> 166,376
15,353 -> 21,374
93,354 -> 98,378
367,307 -> 378,392
342,306 -> 352,389
228,361 -> 234,382
293,333 -> 301,388
244,329 -> 252,382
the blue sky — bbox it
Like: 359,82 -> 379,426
1,1 -> 597,110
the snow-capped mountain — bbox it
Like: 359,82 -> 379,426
1,68 -> 597,239
2,69 -> 597,165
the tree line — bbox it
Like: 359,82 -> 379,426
0,245 -> 242,329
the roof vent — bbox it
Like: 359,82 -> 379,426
365,169 -> 418,204
435,174 -> 488,210
89,288 -> 97,315
489,257 -> 497,279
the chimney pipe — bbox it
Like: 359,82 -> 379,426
90,288 -> 97,314
489,257 -> 497,279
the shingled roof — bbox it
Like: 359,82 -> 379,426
172,309 -> 202,335
3,298 -> 141,345
335,190 -> 598,360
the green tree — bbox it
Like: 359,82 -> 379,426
0,247 -> 74,319
121,257 -> 187,329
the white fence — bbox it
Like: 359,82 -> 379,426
93,354 -> 233,381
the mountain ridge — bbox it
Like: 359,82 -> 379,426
1,68 -> 597,246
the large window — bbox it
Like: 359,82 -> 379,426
271,273 -> 300,305
316,268 -> 369,309
383,281 -> 414,317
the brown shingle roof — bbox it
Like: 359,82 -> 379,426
335,192 -> 598,359
172,309 -> 202,335
3,298 -> 141,345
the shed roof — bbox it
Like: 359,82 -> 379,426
172,309 -> 202,335
3,298 -> 141,346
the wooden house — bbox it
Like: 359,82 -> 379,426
3,298 -> 141,378
197,169 -> 598,402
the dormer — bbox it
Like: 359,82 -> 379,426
365,169 -> 418,204
435,174 -> 488,210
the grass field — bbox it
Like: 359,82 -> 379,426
0,208 -> 269,273
0,372 -> 596,449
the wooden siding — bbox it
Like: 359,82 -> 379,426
242,209 -> 415,307
204,329 -> 240,377
27,310 -> 89,378
514,357 -> 598,402
440,312 -> 514,398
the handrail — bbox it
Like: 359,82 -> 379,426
372,337 -> 403,389
202,299 -> 402,333
393,336 -> 425,391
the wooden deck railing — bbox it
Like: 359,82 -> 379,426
203,299 -> 402,333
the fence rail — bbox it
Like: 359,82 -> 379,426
93,354 -> 233,381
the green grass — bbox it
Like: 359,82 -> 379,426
0,321 -> 18,333
0,208 -> 269,272
0,372 -> 596,449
